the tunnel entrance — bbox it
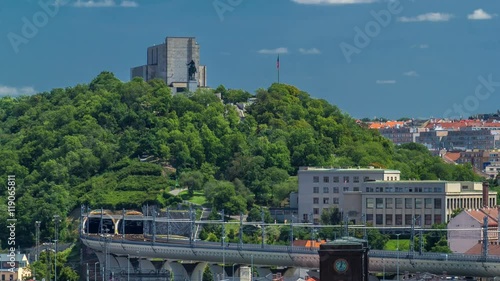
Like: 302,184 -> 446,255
117,220 -> 144,234
85,218 -> 115,234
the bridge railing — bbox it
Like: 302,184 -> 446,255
82,234 -> 500,263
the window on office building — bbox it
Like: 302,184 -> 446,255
313,208 -> 319,215
353,176 -> 359,183
333,187 -> 339,193
376,198 -> 384,209
313,198 -> 319,204
434,198 -> 442,209
323,198 -> 329,204
323,176 -> 329,183
353,187 -> 359,191
415,198 -> 422,209
395,214 -> 402,225
333,198 -> 339,204
2,274 -> 5,281
366,198 -> 374,208
386,198 -> 393,208
434,214 -> 442,224
333,176 -> 339,183
425,198 -> 432,209
366,214 -> 373,224
405,198 -> 413,209
405,214 -> 412,225
395,198 -> 403,209
313,176 -> 319,183
343,187 -> 349,191
323,187 -> 329,193
425,214 -> 432,225
313,186 -> 319,193
376,214 -> 383,225
386,214 -> 393,225
343,176 -> 349,183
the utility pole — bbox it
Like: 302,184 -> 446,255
221,209 -> 225,247
239,213 -> 243,248
53,215 -> 61,281
410,216 -> 416,254
35,221 -> 41,262
362,213 -> 367,241
261,208 -> 265,248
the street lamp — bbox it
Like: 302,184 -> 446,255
232,263 -> 237,281
222,236 -> 226,281
94,262 -> 99,281
127,254 -> 130,281
382,258 -> 385,280
250,254 -> 254,281
396,233 -> 401,281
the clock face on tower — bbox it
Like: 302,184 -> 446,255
333,258 -> 349,273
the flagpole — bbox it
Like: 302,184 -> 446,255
277,55 -> 280,84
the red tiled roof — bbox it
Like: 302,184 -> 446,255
369,121 -> 406,129
466,208 -> 499,227
444,152 -> 461,162
424,120 -> 500,130
293,240 -> 327,248
465,242 -> 500,256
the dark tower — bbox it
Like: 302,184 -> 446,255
318,237 -> 369,281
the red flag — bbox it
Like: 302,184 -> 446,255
277,55 -> 280,69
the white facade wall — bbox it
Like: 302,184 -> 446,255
297,167 -> 400,224
448,213 -> 483,253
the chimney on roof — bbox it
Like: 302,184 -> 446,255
483,181 -> 490,208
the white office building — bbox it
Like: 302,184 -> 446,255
297,167 -> 496,228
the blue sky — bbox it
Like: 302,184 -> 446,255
0,0 -> 499,119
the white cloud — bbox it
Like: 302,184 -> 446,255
403,71 -> 419,77
468,9 -> 496,20
376,80 -> 396,84
0,85 -> 36,97
120,0 -> 138,7
73,0 -> 138,8
398,13 -> 453,22
412,44 -> 429,49
257,47 -> 288,55
291,0 -> 376,4
299,48 -> 321,55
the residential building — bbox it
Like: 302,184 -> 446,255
448,207 -> 499,253
415,130 -> 448,151
298,167 -> 496,228
130,37 -> 207,93
379,127 -> 416,145
0,253 -> 30,281
443,128 -> 500,150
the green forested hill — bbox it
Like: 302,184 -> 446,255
0,72 -> 480,247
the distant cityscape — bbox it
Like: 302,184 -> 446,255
361,113 -> 500,178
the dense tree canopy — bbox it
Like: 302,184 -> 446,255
0,72 -> 482,249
